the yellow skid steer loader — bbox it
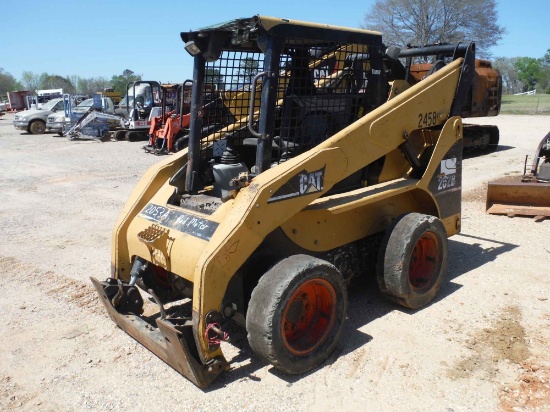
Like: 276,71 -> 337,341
92,15 -> 486,387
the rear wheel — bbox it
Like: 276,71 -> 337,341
377,213 -> 448,309
246,255 -> 347,374
28,120 -> 46,134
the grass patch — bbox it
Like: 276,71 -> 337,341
500,94 -> 550,115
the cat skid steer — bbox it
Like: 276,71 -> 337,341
92,16 -> 481,387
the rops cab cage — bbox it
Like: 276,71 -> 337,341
181,17 -> 387,193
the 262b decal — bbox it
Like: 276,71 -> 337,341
418,111 -> 437,128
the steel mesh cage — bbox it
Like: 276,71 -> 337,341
199,37 -> 373,166
201,51 -> 263,158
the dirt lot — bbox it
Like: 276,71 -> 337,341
0,113 -> 549,411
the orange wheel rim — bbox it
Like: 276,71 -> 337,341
282,278 -> 337,356
409,231 -> 439,291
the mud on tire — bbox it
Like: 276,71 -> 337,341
377,213 -> 448,309
246,255 -> 347,375
28,120 -> 46,134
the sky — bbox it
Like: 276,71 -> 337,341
1,0 -> 548,86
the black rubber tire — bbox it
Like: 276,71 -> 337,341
173,134 -> 189,152
377,213 -> 448,309
246,255 -> 347,375
56,132 -> 64,137
28,120 -> 46,134
114,130 -> 127,141
126,131 -> 147,142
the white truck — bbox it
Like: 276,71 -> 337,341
13,98 -> 65,134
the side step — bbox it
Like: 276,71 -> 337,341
486,181 -> 550,221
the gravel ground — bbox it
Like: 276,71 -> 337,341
0,112 -> 549,411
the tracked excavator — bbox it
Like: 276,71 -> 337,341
112,81 -> 164,141
403,47 -> 502,153
92,16 -> 499,387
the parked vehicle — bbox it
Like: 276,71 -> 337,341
98,88 -> 122,105
13,98 -> 64,134
46,96 -> 116,135
7,91 -> 30,111
111,81 -> 163,141
26,89 -> 63,109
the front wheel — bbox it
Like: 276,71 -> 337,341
377,213 -> 448,309
246,255 -> 347,375
28,120 -> 46,134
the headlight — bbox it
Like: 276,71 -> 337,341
20,116 -> 27,121
48,115 -> 64,122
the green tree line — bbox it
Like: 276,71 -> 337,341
0,69 -> 142,97
493,50 -> 550,94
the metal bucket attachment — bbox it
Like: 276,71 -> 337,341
486,181 -> 550,221
91,277 -> 229,387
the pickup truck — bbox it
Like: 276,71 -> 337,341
13,98 -> 64,134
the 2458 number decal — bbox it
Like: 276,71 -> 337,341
418,111 -> 438,128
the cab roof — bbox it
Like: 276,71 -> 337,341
180,15 -> 382,53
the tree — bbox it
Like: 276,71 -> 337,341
238,58 -> 260,84
0,68 -> 20,95
515,57 -> 542,92
39,75 -> 76,94
205,68 -> 223,89
76,77 -> 111,95
20,71 -> 40,92
362,0 -> 505,58
539,49 -> 550,94
493,57 -> 522,94
110,69 -> 142,95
